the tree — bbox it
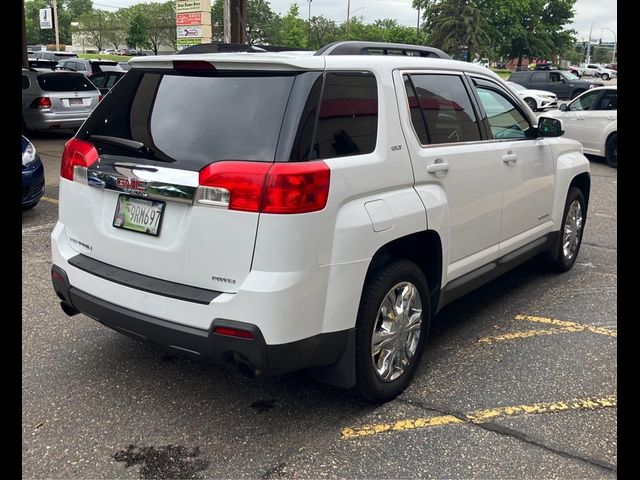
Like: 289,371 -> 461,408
592,46 -> 612,64
76,9 -> 109,52
274,4 -> 307,48
127,10 -> 149,50
137,1 -> 175,54
104,11 -> 127,50
25,0 -> 93,46
423,0 -> 491,61
212,0 -> 279,44
309,15 -> 339,50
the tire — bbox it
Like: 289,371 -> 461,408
605,133 -> 617,168
353,259 -> 431,402
544,187 -> 586,272
601,73 -> 610,81
524,97 -> 537,111
571,89 -> 585,100
22,202 -> 38,211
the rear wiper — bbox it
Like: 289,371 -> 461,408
88,135 -> 174,162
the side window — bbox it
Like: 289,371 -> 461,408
549,72 -> 563,82
22,75 -> 30,89
531,72 -> 546,82
312,72 -> 378,159
595,90 -> 617,111
569,91 -> 600,111
90,74 -> 105,88
474,85 -> 533,140
404,75 -> 429,144
106,74 -> 120,88
408,74 -> 481,144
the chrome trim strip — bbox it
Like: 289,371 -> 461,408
87,163 -> 199,204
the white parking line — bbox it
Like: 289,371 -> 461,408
22,223 -> 56,234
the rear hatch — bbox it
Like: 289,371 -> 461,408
37,73 -> 100,112
60,62 -> 322,293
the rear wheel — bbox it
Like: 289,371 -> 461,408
605,133 -> 617,168
353,259 -> 430,402
544,187 -> 586,272
601,73 -> 610,81
524,97 -> 537,111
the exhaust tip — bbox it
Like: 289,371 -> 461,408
236,361 -> 256,379
60,301 -> 80,317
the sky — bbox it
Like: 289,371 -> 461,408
93,0 -> 617,43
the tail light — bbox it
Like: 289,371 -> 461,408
60,138 -> 99,182
212,326 -> 254,339
196,161 -> 330,214
30,97 -> 51,109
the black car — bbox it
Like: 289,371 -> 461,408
508,69 -> 604,100
88,71 -> 126,95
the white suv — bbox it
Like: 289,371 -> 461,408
51,41 -> 590,402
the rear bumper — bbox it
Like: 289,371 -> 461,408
51,264 -> 352,376
24,111 -> 90,130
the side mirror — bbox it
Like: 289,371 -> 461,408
559,103 -> 568,111
537,117 -> 564,137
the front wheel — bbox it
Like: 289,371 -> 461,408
544,187 -> 586,272
353,259 -> 431,402
601,73 -> 610,81
605,133 -> 617,168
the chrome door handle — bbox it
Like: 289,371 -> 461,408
502,153 -> 518,165
427,159 -> 449,177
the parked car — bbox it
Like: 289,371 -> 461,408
22,135 -> 45,210
508,69 -> 604,99
51,41 -> 590,402
100,49 -> 116,55
506,81 -> 558,111
118,62 -> 131,71
87,71 -> 126,95
22,68 -> 101,132
545,86 -> 617,168
33,51 -> 78,62
57,58 -> 124,75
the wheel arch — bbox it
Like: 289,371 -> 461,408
365,230 -> 443,315
569,172 -> 591,211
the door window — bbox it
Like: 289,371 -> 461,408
405,74 -> 481,144
549,72 -> 564,83
475,87 -> 533,140
595,90 -> 617,110
569,91 -> 601,111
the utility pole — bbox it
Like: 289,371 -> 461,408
307,0 -> 312,48
416,5 -> 421,43
52,0 -> 60,51
586,21 -> 594,63
346,0 -> 350,40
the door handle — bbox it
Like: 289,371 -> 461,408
427,159 -> 449,177
502,153 -> 518,165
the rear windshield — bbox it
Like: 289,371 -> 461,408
37,73 -> 97,92
79,69 -> 296,169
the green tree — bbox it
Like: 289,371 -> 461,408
137,1 -> 175,54
423,0 -> 491,61
274,4 -> 307,48
592,46 -> 612,64
104,10 -> 127,51
25,0 -> 93,46
76,9 -> 109,52
309,15 -> 339,50
127,10 -> 149,50
212,0 -> 280,44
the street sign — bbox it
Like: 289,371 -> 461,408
39,8 -> 53,29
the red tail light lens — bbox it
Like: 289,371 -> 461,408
197,161 -> 330,214
30,97 -> 51,109
173,60 -> 216,72
60,138 -> 99,181
212,326 -> 254,339
263,163 -> 331,214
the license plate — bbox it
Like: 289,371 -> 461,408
113,195 -> 165,236
69,98 -> 83,105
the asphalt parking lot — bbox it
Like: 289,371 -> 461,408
23,129 -> 616,479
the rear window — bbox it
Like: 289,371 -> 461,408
79,69 -> 296,169
508,72 -> 529,82
37,73 -> 96,92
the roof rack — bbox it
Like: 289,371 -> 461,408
177,42 -> 311,55
314,41 -> 451,59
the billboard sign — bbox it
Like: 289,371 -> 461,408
176,0 -> 209,14
177,26 -> 203,38
176,13 -> 203,25
39,8 -> 53,29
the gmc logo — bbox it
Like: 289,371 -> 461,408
116,178 -> 146,192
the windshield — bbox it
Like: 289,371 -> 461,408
562,71 -> 580,81
507,82 -> 525,91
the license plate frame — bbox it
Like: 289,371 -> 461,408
112,195 -> 165,236
69,98 -> 83,105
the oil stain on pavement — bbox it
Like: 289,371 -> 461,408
113,444 -> 210,479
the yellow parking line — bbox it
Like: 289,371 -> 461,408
478,328 -> 569,344
341,395 -> 616,439
41,196 -> 59,205
515,315 -> 617,338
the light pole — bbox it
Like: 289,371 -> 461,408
416,5 -> 421,43
586,21 -> 595,63
600,27 -> 617,64
307,0 -> 312,48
